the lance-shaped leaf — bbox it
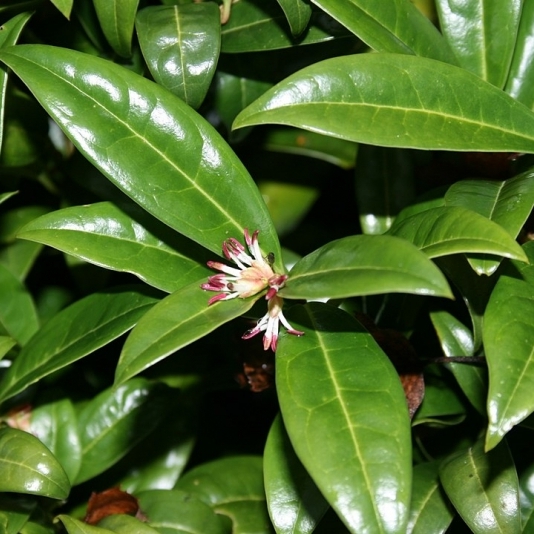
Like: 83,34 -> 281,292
18,202 -> 211,294
0,336 -> 16,360
93,0 -> 139,57
264,415 -> 329,534
310,0 -> 455,62
279,234 -> 452,300
136,3 -> 220,109
0,286 -> 159,403
115,280 -> 256,385
234,53 -> 534,153
445,173 -> 534,274
277,0 -> 313,36
440,438 -> 520,533
435,0 -> 522,89
388,206 -> 528,262
0,45 -> 281,269
0,427 -> 70,499
276,303 -> 412,534
484,242 -> 534,450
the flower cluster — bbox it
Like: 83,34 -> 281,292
201,229 -> 304,351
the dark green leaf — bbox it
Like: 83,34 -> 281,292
18,202 -> 211,293
136,3 -> 220,109
280,234 -> 452,300
0,494 -> 35,534
93,0 -> 139,57
0,45 -> 281,267
277,0 -> 313,36
0,192 -> 18,206
276,303 -> 412,533
174,456 -> 273,533
440,438 -> 520,533
519,461 -> 534,532
0,286 -> 159,403
310,0 -> 455,62
75,378 -> 174,484
484,242 -> 534,450
435,0 -> 522,88
264,414 -> 329,534
234,53 -> 534,153
57,516 -> 113,534
0,427 -> 70,499
98,514 -> 160,534
115,280 -> 256,385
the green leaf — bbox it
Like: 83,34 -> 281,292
277,0 -> 313,36
136,489 -> 228,534
445,173 -> 534,274
115,280 -> 256,385
407,461 -> 454,534
18,202 -> 211,293
234,53 -> 534,153
0,12 -> 32,152
355,145 -> 415,234
388,206 -> 528,262
0,335 -> 16,359
31,398 -> 81,483
0,427 -> 70,499
136,3 -> 220,109
93,0 -> 139,57
0,286 -> 159,403
221,1 -> 350,52
57,516 -> 114,534
0,45 -> 281,267
0,494 -> 35,534
310,0 -> 455,62
280,234 -> 452,300
430,311 -> 487,417
264,414 -> 329,534
440,438 -> 520,533
174,456 -> 272,533
98,514 -> 161,534
0,192 -> 18,206
0,263 -> 38,346
51,0 -> 73,19
519,461 -> 534,532
484,242 -> 534,450
505,0 -> 534,109
276,303 -> 412,533
435,0 -> 522,88
75,378 -> 174,484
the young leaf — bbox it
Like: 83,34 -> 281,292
276,303 -> 412,534
280,234 -> 453,300
136,3 -> 221,109
51,0 -> 73,19
277,0 -> 313,36
0,286 -> 159,403
0,45 -> 281,267
234,54 -> 534,153
18,202 -> 211,294
0,427 -> 70,499
311,0 -> 455,62
93,0 -> 139,57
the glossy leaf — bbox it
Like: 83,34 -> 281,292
484,242 -> 534,450
115,280 -> 256,385
31,398 -> 82,483
435,0 -> 522,88
310,0 -> 455,62
280,234 -> 452,300
57,516 -> 113,534
505,0 -> 534,108
519,461 -> 534,532
136,490 -> 228,534
445,173 -> 534,274
136,3 -> 220,109
0,286 -> 159,403
0,192 -> 18,206
75,378 -> 174,484
388,206 -> 528,262
430,311 -> 487,417
0,427 -> 70,499
174,456 -> 272,533
221,1 -> 350,52
0,263 -> 38,346
0,494 -> 35,534
234,53 -> 534,153
98,514 -> 161,534
407,461 -> 454,534
93,0 -> 139,57
51,0 -> 73,19
264,415 -> 329,534
355,145 -> 415,234
440,438 -> 520,533
276,303 -> 412,533
277,0 -> 313,36
18,202 -> 211,293
0,45 -> 281,267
